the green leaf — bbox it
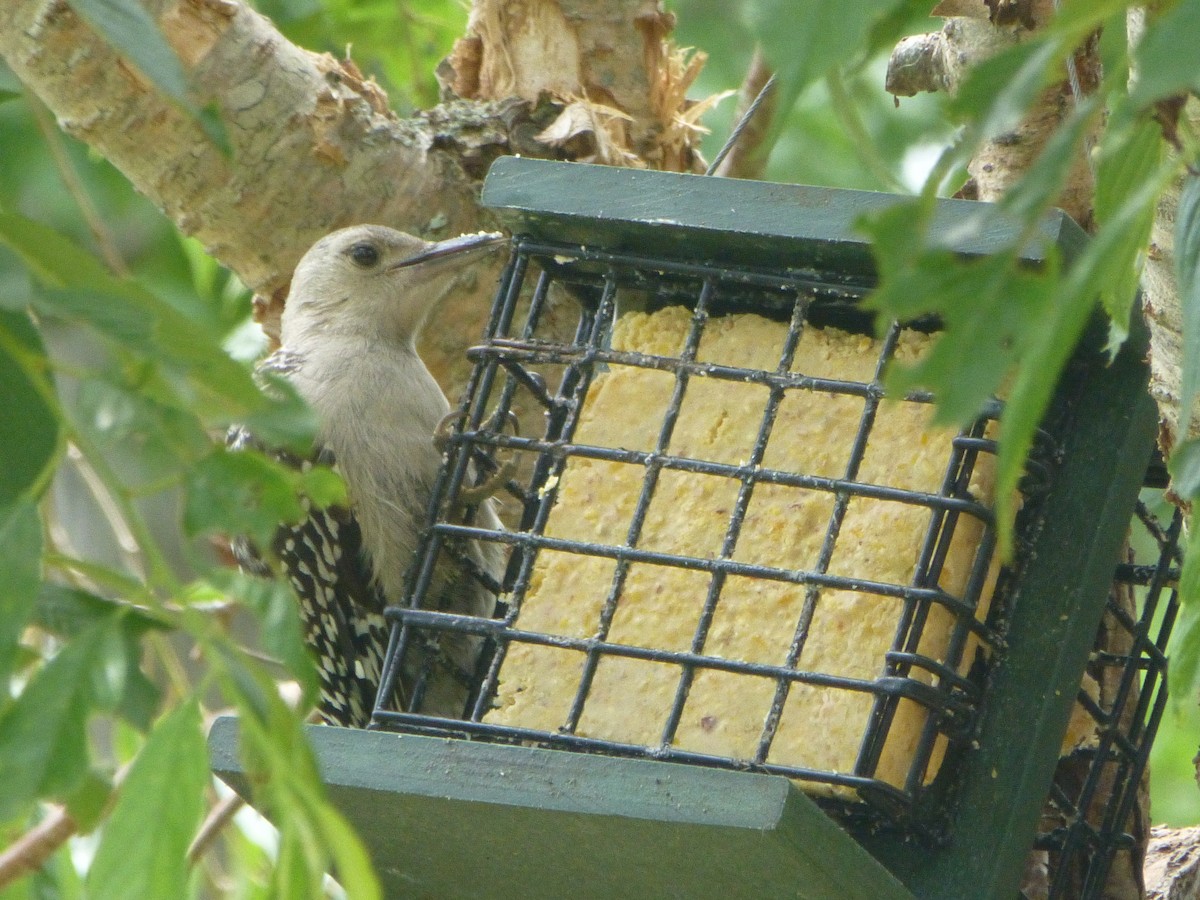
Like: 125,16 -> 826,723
214,572 -> 318,706
862,202 -> 1060,428
238,374 -> 320,454
63,769 -> 115,832
312,802 -> 381,900
206,645 -> 381,898
0,501 -> 41,685
32,282 -> 256,403
1168,558 -> 1200,710
0,212 -> 108,287
0,620 -> 118,820
987,284 -> 1093,558
878,252 -> 1059,427
298,464 -> 347,509
2,214 -> 316,448
71,376 -> 211,486
742,0 -> 899,165
89,620 -> 132,712
950,39 -> 1062,137
1000,97 -> 1099,222
991,169 -> 1171,553
36,287 -> 157,345
1094,118 -> 1163,338
0,59 -> 21,94
867,122 -> 1178,556
1046,0 -> 1139,34
183,446 -> 303,542
87,702 -> 207,900
265,760 -> 380,900
1130,0 -> 1200,107
116,666 -> 164,733
0,309 -> 61,508
224,814 -> 273,897
34,584 -> 165,638
63,0 -> 229,150
1096,119 -> 1164,225
1176,174 -> 1200,436
23,843 -> 86,900
271,815 -> 321,899
33,591 -> 166,730
210,642 -> 277,724
1168,437 -> 1200,499
747,0 -> 889,90
0,214 -> 261,410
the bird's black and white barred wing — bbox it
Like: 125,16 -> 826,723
271,500 -> 390,727
227,349 -> 389,727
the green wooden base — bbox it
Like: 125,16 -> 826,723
209,718 -> 913,900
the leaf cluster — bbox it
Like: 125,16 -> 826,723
0,96 -> 376,900
672,0 -> 1198,819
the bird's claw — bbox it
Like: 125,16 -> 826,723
435,410 -> 519,507
433,411 -> 461,454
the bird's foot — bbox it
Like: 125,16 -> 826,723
434,410 -> 518,507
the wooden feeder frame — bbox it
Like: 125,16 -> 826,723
212,158 -> 1163,899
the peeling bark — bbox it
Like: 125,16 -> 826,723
1147,826 -> 1200,900
447,0 -> 707,172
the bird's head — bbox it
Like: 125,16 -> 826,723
280,224 -> 506,347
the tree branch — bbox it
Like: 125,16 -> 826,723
0,805 -> 78,888
1,0 -> 707,393
448,0 -> 699,170
187,792 -> 244,866
1147,825 -> 1200,899
0,764 -> 130,891
1,0 -> 483,301
713,48 -> 775,180
884,8 -> 1099,224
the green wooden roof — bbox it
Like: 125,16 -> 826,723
481,157 -> 1087,282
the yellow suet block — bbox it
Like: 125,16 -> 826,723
486,306 -> 996,793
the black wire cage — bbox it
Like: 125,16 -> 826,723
1028,483 -> 1180,899
376,190 -> 1018,827
211,158 -> 1173,900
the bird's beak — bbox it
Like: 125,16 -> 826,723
388,231 -> 506,270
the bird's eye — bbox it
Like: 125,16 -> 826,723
348,243 -> 380,268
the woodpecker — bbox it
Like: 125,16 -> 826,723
231,225 -> 507,727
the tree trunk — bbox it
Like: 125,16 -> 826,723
1146,826 -> 1200,900
887,7 -> 1145,899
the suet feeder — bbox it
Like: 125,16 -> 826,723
211,158 -> 1177,899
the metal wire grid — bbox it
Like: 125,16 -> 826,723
1031,480 -> 1181,899
372,237 -> 1014,822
